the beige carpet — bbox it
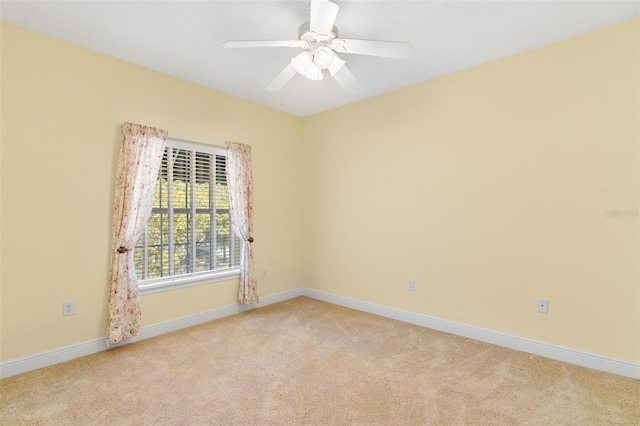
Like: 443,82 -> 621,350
1,296 -> 639,425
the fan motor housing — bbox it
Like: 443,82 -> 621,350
298,21 -> 338,45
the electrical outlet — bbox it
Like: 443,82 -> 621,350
63,301 -> 75,316
261,269 -> 267,278
537,299 -> 548,314
408,279 -> 415,291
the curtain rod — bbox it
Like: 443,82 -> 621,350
168,131 -> 225,148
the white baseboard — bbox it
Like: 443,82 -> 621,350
0,288 -> 304,379
2,287 -> 638,380
302,288 -> 640,380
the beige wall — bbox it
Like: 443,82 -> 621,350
0,22 -> 305,361
1,18 -> 638,364
301,18 -> 639,363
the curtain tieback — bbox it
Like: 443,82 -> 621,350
247,238 -> 254,243
117,246 -> 130,253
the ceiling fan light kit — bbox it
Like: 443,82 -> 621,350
223,0 -> 412,94
292,45 -> 345,81
292,51 -> 323,80
312,47 -> 334,69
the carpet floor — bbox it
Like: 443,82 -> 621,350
1,296 -> 639,425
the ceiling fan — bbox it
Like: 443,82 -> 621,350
223,0 -> 412,94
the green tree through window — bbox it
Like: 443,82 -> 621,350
134,142 -> 241,281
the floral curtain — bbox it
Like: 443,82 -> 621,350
225,141 -> 259,304
107,123 -> 167,345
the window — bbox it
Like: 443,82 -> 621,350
134,139 -> 241,293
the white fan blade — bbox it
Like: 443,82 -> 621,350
265,63 -> 298,92
336,39 -> 412,59
333,65 -> 361,95
223,40 -> 306,48
310,0 -> 339,35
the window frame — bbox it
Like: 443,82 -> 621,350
137,136 -> 240,296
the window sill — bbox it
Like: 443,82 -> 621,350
139,268 -> 241,295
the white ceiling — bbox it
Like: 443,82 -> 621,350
1,1 -> 638,117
